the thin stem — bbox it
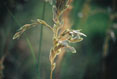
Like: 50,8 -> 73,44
50,69 -> 53,79
26,37 -> 37,64
38,1 -> 46,79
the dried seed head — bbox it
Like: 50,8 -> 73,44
52,0 -> 70,23
13,19 -> 53,40
56,0 -> 69,13
13,1 -> 87,79
13,23 -> 35,40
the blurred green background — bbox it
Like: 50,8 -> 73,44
0,0 -> 117,79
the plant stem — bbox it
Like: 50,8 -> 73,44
50,69 -> 53,79
26,38 -> 37,64
38,1 -> 46,79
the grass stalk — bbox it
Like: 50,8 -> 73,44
37,1 -> 46,79
26,37 -> 37,64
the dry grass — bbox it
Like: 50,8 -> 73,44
13,0 -> 86,79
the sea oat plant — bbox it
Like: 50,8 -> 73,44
13,0 -> 86,79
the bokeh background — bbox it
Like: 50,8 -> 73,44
0,0 -> 117,79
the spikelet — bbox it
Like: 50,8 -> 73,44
13,19 -> 53,40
